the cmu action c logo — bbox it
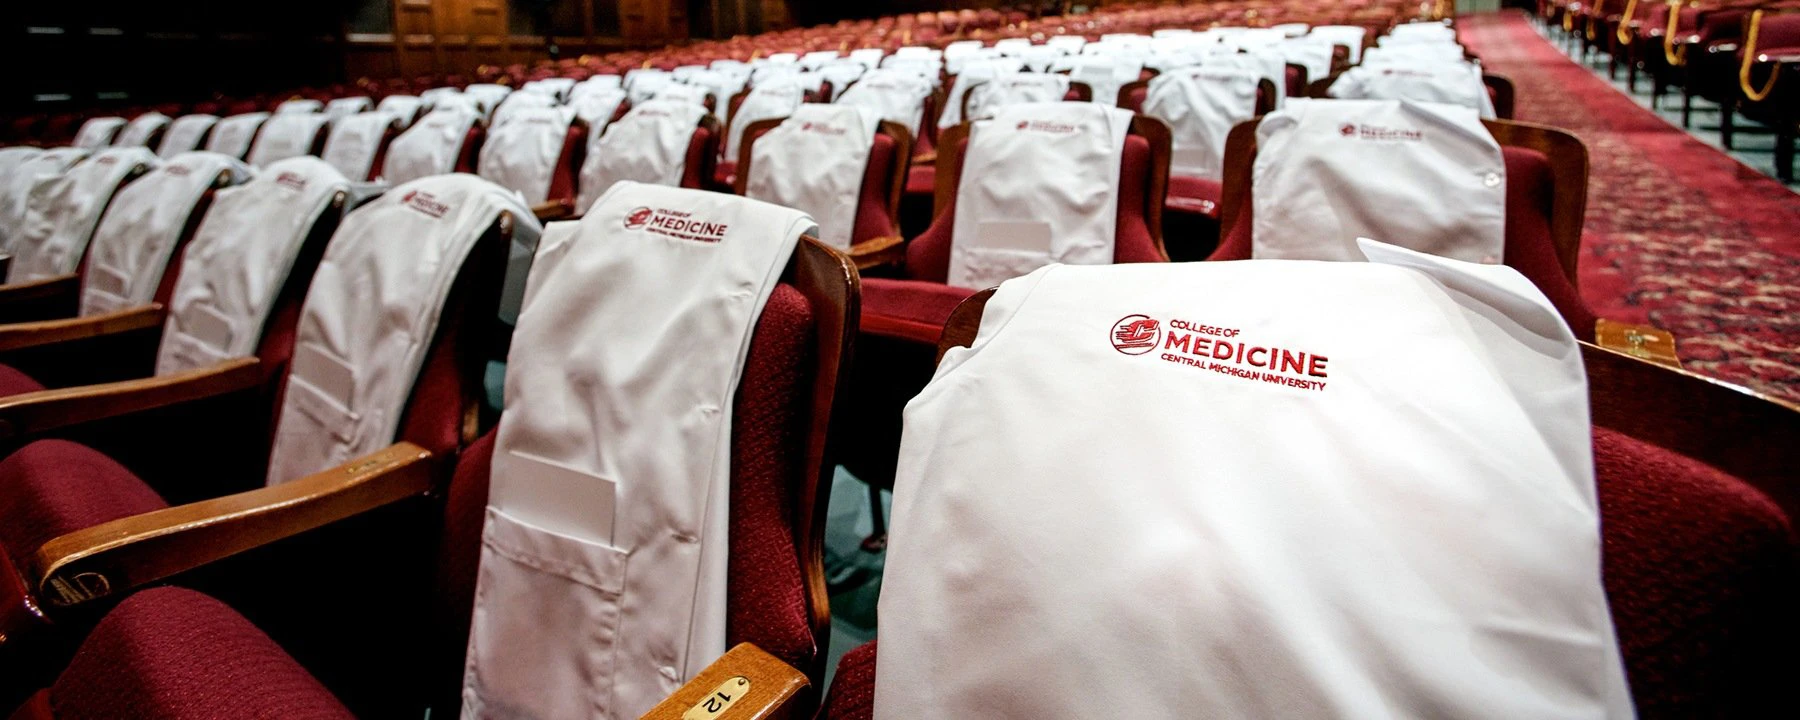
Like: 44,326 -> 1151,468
1111,314 -> 1161,355
625,207 -> 654,230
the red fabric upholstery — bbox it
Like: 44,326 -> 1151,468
821,640 -> 878,720
714,160 -> 738,189
902,134 -> 1162,284
1285,65 -> 1306,96
431,284 -> 822,708
1122,85 -> 1148,113
818,429 -> 1797,718
904,163 -> 934,196
858,279 -> 976,343
1208,145 -> 1598,340
36,587 -> 352,720
1591,426 -> 1797,716
680,125 -> 717,190
1166,175 -> 1222,217
453,126 -> 485,175
542,125 -> 588,207
0,363 -> 47,397
0,440 -> 167,573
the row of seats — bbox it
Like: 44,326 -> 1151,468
0,6 -> 1791,720
1544,0 -> 1800,179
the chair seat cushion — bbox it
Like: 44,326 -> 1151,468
1166,175 -> 1223,217
0,440 -> 167,573
821,640 -> 879,720
45,586 -> 353,719
905,164 -> 934,196
0,363 -> 46,397
860,278 -> 979,344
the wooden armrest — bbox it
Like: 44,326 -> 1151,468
912,150 -> 937,165
1596,318 -> 1679,368
0,357 -> 262,440
0,274 -> 79,321
848,235 -> 907,271
30,442 -> 435,608
639,643 -> 811,720
0,303 -> 164,353
533,199 -> 574,222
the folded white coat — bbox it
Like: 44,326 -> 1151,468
965,72 -> 1071,121
0,148 -> 86,255
206,113 -> 272,160
381,108 -> 479,186
247,112 -> 331,168
157,156 -> 353,375
10,147 -> 158,283
1252,99 -> 1505,264
265,174 -> 541,485
577,99 -> 707,215
463,183 -> 813,720
1142,66 -> 1261,181
725,82 -> 806,162
158,115 -> 220,158
116,113 -> 172,149
478,106 -> 577,205
321,111 -> 401,182
948,102 -> 1132,290
875,246 -> 1635,719
836,69 -> 933,140
745,104 -> 881,249
73,117 -> 127,149
79,151 -> 252,317
1332,64 -> 1497,118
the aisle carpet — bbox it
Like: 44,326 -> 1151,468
1460,11 -> 1800,402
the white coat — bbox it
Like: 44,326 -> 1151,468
79,151 -> 252,317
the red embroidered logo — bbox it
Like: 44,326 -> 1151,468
402,190 -> 451,218
1016,119 -> 1080,135
165,164 -> 194,177
625,207 -> 654,229
1151,318 -> 1330,392
275,171 -> 308,190
1339,123 -> 1424,142
628,207 -> 729,243
1110,314 -> 1161,355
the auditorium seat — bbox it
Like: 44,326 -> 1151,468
836,113 -> 1169,518
735,118 -> 910,270
552,106 -> 719,220
0,154 -> 247,395
0,179 -> 526,701
5,237 -> 857,720
0,149 -> 157,322
1677,3 -> 1761,145
1735,7 -> 1800,179
380,109 -> 486,186
318,112 -> 404,182
695,289 -> 1800,720
475,108 -> 587,219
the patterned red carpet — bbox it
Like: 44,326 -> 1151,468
1460,11 -> 1800,402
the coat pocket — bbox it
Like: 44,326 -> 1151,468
463,506 -> 630,720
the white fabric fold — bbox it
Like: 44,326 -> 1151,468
965,72 -> 1071,121
321,112 -> 401,182
874,247 -> 1634,720
157,156 -> 353,375
79,151 -> 251,318
247,113 -> 331,168
745,104 -> 881,249
265,174 -> 541,485
382,108 -> 480,186
10,147 -> 158,282
205,113 -> 271,160
73,117 -> 127,149
836,70 -> 934,140
948,102 -> 1132,290
116,113 -> 171,148
724,83 -> 806,162
0,148 -> 85,256
1252,99 -> 1505,263
1142,66 -> 1261,181
478,106 -> 577,205
577,99 -> 707,214
463,182 -> 811,720
158,115 -> 220,158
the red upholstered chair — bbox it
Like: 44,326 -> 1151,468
836,117 -> 1169,521
0,157 -> 157,328
1675,2 -> 1764,144
1119,77 -> 1278,259
0,209 -> 521,708
734,118 -> 912,270
741,286 -> 1800,720
478,118 -> 588,221
542,114 -> 721,221
1735,7 -> 1800,180
0,164 -> 257,398
1210,117 -> 1678,365
8,239 -> 858,720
